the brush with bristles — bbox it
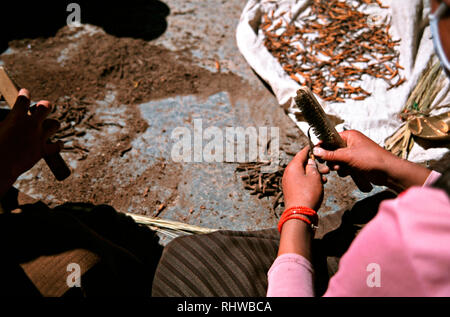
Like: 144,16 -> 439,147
295,87 -> 346,150
294,87 -> 373,192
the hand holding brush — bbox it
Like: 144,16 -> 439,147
294,87 -> 373,192
311,130 -> 433,193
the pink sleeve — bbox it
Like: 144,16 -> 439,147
423,170 -> 442,187
266,170 -> 445,297
266,253 -> 314,297
324,186 -> 450,296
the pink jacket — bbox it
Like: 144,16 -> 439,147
267,171 -> 450,297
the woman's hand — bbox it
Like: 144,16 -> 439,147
0,89 -> 62,195
282,146 -> 328,211
312,130 -> 432,191
278,146 -> 328,260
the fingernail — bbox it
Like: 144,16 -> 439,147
18,88 -> 30,99
37,101 -> 51,108
307,159 -> 317,167
313,147 -> 324,157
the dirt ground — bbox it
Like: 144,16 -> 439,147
0,1 -> 313,232
2,0 -> 444,247
2,26 -> 253,212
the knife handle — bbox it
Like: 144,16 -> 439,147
44,153 -> 71,181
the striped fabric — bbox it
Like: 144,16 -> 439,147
151,229 -> 280,297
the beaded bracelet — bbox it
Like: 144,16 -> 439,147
278,206 -> 319,233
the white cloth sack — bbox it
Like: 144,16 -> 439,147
236,0 -> 450,162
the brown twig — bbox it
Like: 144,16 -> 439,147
237,161 -> 285,218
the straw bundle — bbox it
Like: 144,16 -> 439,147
126,213 -> 218,238
385,55 -> 448,159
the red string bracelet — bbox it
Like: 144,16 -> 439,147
278,206 -> 318,233
280,206 -> 318,223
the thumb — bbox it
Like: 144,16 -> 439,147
313,147 -> 348,163
305,158 -> 319,177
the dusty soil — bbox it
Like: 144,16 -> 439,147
4,27 -> 245,105
1,25 -> 256,213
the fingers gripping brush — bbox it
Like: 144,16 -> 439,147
294,87 -> 373,193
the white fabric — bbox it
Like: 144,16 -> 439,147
236,0 -> 450,162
